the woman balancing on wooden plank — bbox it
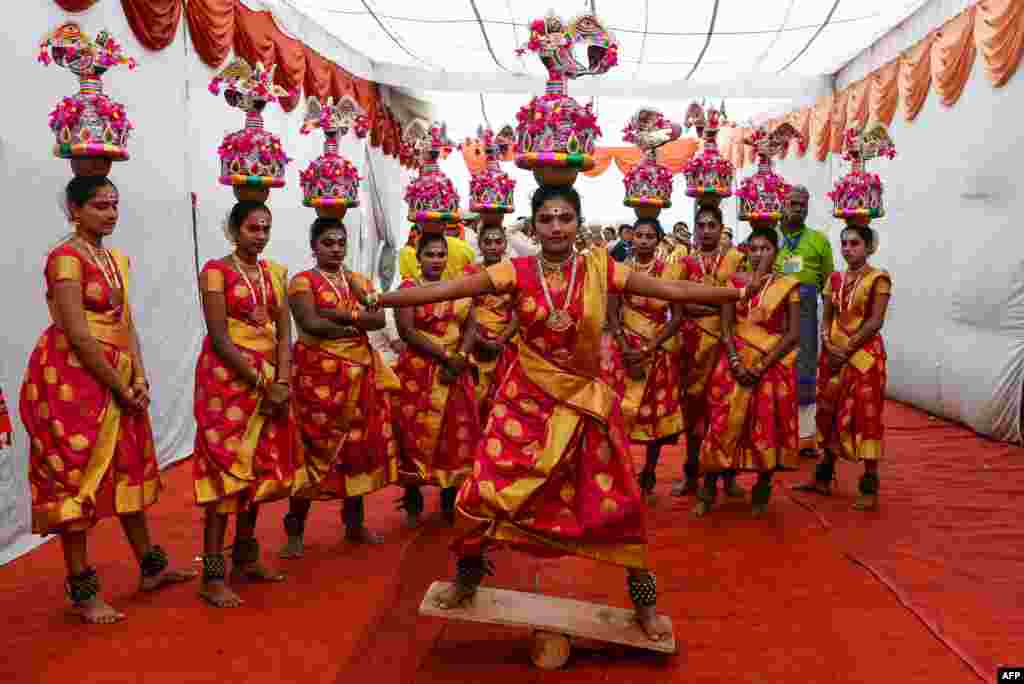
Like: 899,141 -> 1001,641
393,233 -> 481,527
280,217 -> 399,558
364,185 -> 767,641
604,217 -> 686,499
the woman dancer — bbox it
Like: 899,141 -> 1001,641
366,185 -> 763,641
696,227 -> 800,517
21,176 -> 194,623
606,218 -> 685,498
464,224 -> 519,421
795,223 -> 891,510
193,201 -> 294,608
672,205 -> 747,498
394,233 -> 480,527
280,217 -> 399,558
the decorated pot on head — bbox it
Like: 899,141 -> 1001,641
683,100 -> 734,207
622,107 -> 682,219
513,12 -> 618,187
736,122 -> 802,230
468,124 -> 516,228
38,23 -> 137,177
209,59 -> 292,203
299,95 -> 369,219
403,120 -> 461,233
828,122 -> 896,225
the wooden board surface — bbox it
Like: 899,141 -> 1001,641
418,581 -> 677,654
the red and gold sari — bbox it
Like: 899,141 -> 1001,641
22,244 -> 160,534
464,262 -> 517,420
700,275 -> 800,472
455,249 -> 647,569
192,259 -> 294,513
608,258 -> 685,442
394,278 -> 479,488
816,268 -> 892,462
0,389 -> 12,448
289,269 -> 399,500
680,247 -> 745,436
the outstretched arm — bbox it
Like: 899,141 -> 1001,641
378,272 -> 495,309
625,271 -> 742,305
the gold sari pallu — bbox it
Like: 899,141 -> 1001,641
827,269 -> 892,374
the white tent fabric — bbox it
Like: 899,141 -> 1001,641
0,2 -> 413,563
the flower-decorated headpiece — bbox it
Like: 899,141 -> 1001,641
828,122 -> 896,222
682,100 -> 734,203
736,122 -> 802,226
622,108 -> 682,219
467,124 -> 516,225
210,59 -> 293,201
299,95 -> 368,218
38,23 -> 137,174
403,120 -> 461,229
513,12 -> 618,187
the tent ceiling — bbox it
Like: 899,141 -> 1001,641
286,0 -> 929,97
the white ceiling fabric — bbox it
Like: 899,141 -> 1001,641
281,0 -> 930,99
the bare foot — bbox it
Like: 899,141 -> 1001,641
279,536 -> 305,560
852,494 -> 878,511
670,479 -> 698,497
345,527 -> 384,544
71,595 -> 125,624
434,582 -> 477,610
198,580 -> 244,608
692,500 -> 711,517
139,566 -> 198,593
231,561 -> 286,583
635,605 -> 672,642
751,502 -> 768,518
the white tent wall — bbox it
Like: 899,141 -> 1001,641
0,3 -> 406,563
767,4 -> 1023,443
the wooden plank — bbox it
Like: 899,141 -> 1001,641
418,581 -> 677,654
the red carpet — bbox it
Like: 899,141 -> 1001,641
1,400 -> 1020,683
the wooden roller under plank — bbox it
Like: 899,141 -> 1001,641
418,581 -> 676,669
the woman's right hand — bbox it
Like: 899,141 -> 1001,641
261,381 -> 290,415
114,385 -> 145,413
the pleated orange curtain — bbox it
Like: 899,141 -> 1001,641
583,149 -> 615,177
871,61 -> 900,125
811,95 -> 833,162
845,78 -> 870,130
976,0 -> 1024,86
830,89 -> 849,154
932,6 -> 978,106
121,0 -> 181,51
54,0 -> 98,10
304,47 -> 332,100
900,33 -> 935,121
657,138 -> 699,173
185,0 -> 235,68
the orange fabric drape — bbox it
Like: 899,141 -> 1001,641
811,95 -> 833,162
268,20 -> 306,112
233,3 -> 276,69
900,33 -> 936,121
975,0 -> 1024,86
830,89 -> 849,153
304,47 -> 332,100
845,78 -> 870,130
54,0 -> 98,10
870,60 -> 900,125
931,7 -> 978,106
790,108 -> 811,158
185,0 -> 234,68
657,138 -> 699,173
121,0 -> 181,51
462,141 -> 487,175
331,67 -> 355,101
583,149 -> 615,177
612,148 -> 644,175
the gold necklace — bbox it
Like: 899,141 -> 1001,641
629,255 -> 657,275
75,237 -> 122,295
539,251 -> 573,273
232,253 -> 270,324
698,247 -> 724,281
316,267 -> 350,303
535,253 -> 578,332
840,266 -> 868,314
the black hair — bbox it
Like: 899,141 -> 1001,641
416,232 -> 448,257
694,204 -> 724,226
841,224 -> 875,248
673,221 -> 689,230
748,226 -> 780,250
66,175 -> 117,208
309,216 -> 346,248
530,185 -> 582,223
227,201 -> 271,238
479,224 -> 506,239
633,217 -> 665,242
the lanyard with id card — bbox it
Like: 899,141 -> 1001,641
781,229 -> 805,275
